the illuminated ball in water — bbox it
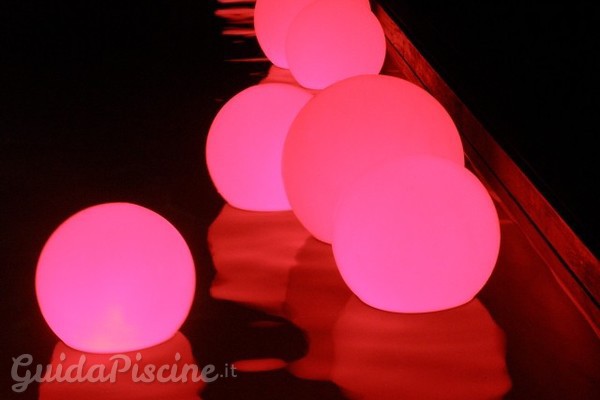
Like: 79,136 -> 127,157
332,156 -> 501,313
254,0 -> 318,68
35,203 -> 196,353
282,74 -> 464,243
206,83 -> 312,211
285,0 -> 386,89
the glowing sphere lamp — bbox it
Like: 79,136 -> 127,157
285,0 -> 386,89
282,74 -> 464,243
206,83 -> 312,211
254,0 -> 318,68
35,203 -> 196,353
332,156 -> 501,313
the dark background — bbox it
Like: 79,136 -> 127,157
1,1 -> 239,397
0,0 -> 598,398
2,2 -> 343,399
380,0 -> 599,256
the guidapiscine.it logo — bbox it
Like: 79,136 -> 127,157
11,352 -> 237,393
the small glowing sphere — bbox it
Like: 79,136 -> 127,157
282,74 -> 463,243
332,156 -> 501,313
254,0 -> 318,68
206,83 -> 312,211
36,203 -> 196,353
285,0 -> 386,89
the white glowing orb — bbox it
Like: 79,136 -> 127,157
35,203 -> 196,353
206,83 -> 312,211
332,156 -> 501,313
285,0 -> 386,89
254,0 -> 318,68
282,74 -> 464,243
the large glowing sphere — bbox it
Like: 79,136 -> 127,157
35,203 -> 196,353
206,83 -> 312,211
285,0 -> 386,89
282,74 -> 464,243
332,156 -> 501,313
254,0 -> 317,68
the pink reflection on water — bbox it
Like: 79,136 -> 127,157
208,205 -> 351,381
207,204 -> 511,398
39,332 -> 203,400
332,297 -> 511,399
283,236 -> 352,381
208,205 -> 311,315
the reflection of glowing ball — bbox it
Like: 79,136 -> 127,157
282,74 -> 463,243
39,332 -> 203,400
332,156 -> 501,313
254,0 -> 317,68
207,83 -> 312,211
331,297 -> 511,399
285,0 -> 386,89
36,203 -> 196,353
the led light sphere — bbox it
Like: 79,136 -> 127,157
332,156 -> 501,313
35,203 -> 196,353
206,83 -> 312,211
285,0 -> 386,89
282,74 -> 464,243
254,0 -> 318,68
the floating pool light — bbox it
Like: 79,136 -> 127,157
282,74 -> 463,243
254,0 -> 317,68
206,83 -> 312,211
35,203 -> 196,353
332,156 -> 501,313
285,0 -> 386,89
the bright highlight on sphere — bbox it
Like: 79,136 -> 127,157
206,83 -> 312,211
285,0 -> 386,89
332,156 -> 501,313
282,74 -> 464,243
254,0 -> 317,68
35,203 -> 196,353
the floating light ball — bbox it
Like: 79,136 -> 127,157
285,0 -> 386,89
282,74 -> 464,243
254,0 -> 318,69
35,203 -> 196,353
332,156 -> 501,313
206,83 -> 312,211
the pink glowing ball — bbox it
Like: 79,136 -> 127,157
282,74 -> 464,243
332,156 -> 501,313
254,0 -> 318,68
35,203 -> 196,353
285,0 -> 386,89
206,83 -> 312,211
